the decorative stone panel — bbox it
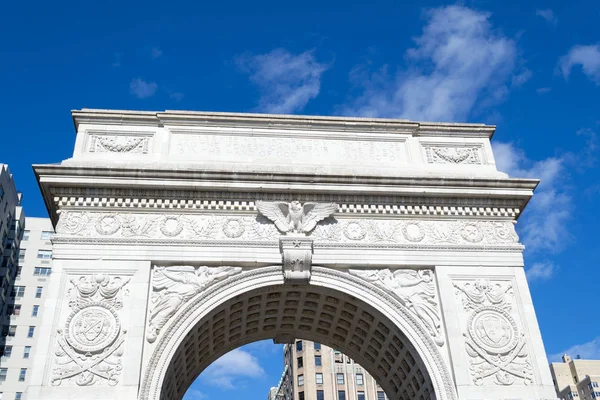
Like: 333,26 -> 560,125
422,144 -> 483,165
453,278 -> 534,386
51,274 -> 129,386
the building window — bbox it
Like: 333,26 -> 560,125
297,356 -> 303,368
0,368 -> 7,382
594,382 -> 599,387
34,267 -> 52,276
0,345 -> 12,358
16,393 -> 23,400
338,390 -> 346,400
11,286 -> 25,297
7,304 -> 21,316
35,286 -> 43,298
41,231 -> 53,240
298,374 -> 304,386
337,373 -> 344,384
18,368 -> 26,382
22,230 -> 30,240
356,373 -> 364,385
18,250 -> 26,261
377,391 -> 385,400
27,326 -> 35,338
317,390 -> 324,400
23,346 -> 31,359
314,342 -> 321,351
298,392 -> 304,400
32,305 -> 40,317
37,250 -> 52,259
15,266 -> 22,277
296,341 -> 302,351
316,373 -> 323,384
358,392 -> 365,400
2,325 -> 17,337
315,355 -> 322,366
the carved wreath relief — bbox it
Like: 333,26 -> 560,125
454,279 -> 533,386
52,274 -> 129,386
349,269 -> 444,346
88,135 -> 149,154
423,145 -> 482,165
146,266 -> 242,343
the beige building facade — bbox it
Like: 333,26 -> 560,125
1,217 -> 53,400
550,354 -> 600,400
278,340 -> 389,400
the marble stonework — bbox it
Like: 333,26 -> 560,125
27,109 -> 557,400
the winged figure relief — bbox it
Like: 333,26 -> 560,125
256,201 -> 338,234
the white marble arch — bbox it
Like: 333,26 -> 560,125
142,266 -> 455,400
28,109 -> 559,400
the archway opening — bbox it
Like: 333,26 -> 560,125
159,284 -> 436,400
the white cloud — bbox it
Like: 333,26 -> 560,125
200,348 -> 265,389
559,44 -> 600,84
238,48 -> 329,114
536,87 -> 551,94
130,78 -> 158,99
525,262 -> 557,281
151,47 -> 163,59
493,142 -> 571,253
184,389 -> 207,399
343,5 -> 517,121
536,9 -> 558,25
549,337 -> 600,362
512,68 -> 532,87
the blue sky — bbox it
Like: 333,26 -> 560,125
2,0 -> 600,398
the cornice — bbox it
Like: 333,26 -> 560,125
35,164 -> 536,225
71,108 -> 496,138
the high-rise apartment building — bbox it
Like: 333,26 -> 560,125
550,354 -> 600,400
270,340 -> 389,400
0,163 -> 54,400
1,165 -> 25,304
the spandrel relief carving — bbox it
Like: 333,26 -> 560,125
349,269 -> 444,346
454,279 -> 533,386
147,266 -> 242,343
52,274 -> 129,386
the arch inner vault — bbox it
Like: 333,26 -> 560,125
28,109 -> 557,400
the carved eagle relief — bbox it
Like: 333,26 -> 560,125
256,201 -> 338,234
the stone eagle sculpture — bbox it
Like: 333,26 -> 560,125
256,200 -> 338,234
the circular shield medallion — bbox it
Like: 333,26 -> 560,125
223,218 -> 245,238
468,306 -> 518,354
65,303 -> 120,353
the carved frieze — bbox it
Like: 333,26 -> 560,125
349,269 -> 444,346
454,279 -> 533,386
88,135 -> 149,154
55,211 -> 520,249
52,274 -> 129,386
423,145 -> 482,165
147,266 -> 242,343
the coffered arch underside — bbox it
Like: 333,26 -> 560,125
141,266 -> 456,400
